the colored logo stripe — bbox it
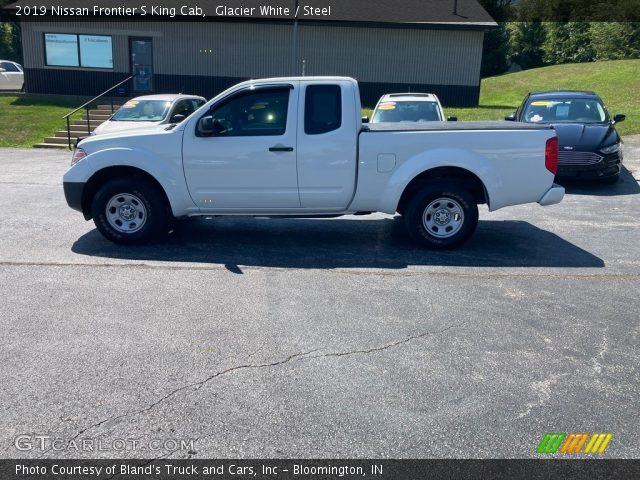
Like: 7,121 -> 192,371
538,433 -> 613,454
584,433 -> 613,454
560,433 -> 589,454
537,433 -> 566,454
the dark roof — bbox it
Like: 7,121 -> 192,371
529,91 -> 600,99
4,0 -> 496,26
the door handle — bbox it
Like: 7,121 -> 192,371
269,146 -> 294,152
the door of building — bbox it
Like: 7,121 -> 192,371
130,38 -> 153,93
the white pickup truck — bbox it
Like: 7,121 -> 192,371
63,76 -> 564,249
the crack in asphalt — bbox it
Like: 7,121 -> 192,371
69,349 -> 321,442
1,260 -> 639,280
68,322 -> 467,442
308,322 -> 463,360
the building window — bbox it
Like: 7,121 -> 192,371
79,35 -> 113,68
44,33 -> 113,69
305,85 -> 342,135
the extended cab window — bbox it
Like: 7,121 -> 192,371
305,85 -> 342,135
210,89 -> 289,137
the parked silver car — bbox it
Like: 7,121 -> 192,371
0,60 -> 24,91
92,94 -> 206,135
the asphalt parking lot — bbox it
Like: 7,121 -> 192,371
1,138 -> 639,460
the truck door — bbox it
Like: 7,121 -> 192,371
182,84 -> 300,209
296,81 -> 358,209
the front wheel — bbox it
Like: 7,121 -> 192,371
91,177 -> 169,245
404,182 -> 479,249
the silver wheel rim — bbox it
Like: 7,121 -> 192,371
105,193 -> 147,234
422,197 -> 465,238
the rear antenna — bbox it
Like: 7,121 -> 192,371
301,59 -> 306,77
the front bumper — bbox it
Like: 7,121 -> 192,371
557,152 -> 622,179
538,184 -> 565,206
63,181 -> 85,213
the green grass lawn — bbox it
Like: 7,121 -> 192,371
0,96 -> 83,148
366,59 -> 640,137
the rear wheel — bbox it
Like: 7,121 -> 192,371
404,182 -> 478,249
91,177 -> 169,245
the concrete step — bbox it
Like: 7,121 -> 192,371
43,136 -> 78,145
97,104 -> 124,111
55,130 -> 93,138
71,109 -> 112,118
64,124 -> 97,130
33,143 -> 69,149
79,118 -> 109,124
69,120 -> 106,128
83,113 -> 112,120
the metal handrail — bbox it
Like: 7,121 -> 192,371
63,74 -> 135,149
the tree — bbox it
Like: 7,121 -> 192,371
507,22 -> 546,69
481,24 -> 511,77
0,21 -> 21,63
0,0 -> 22,63
544,22 -> 594,65
477,0 -> 514,77
477,0 -> 513,21
590,22 -> 640,60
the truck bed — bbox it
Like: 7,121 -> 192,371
364,121 -> 553,132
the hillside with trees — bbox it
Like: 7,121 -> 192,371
479,0 -> 640,77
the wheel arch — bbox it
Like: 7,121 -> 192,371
81,166 -> 171,220
396,166 -> 489,215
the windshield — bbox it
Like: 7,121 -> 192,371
111,100 -> 172,122
522,98 -> 608,124
372,100 -> 442,122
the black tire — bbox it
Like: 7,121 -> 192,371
404,181 -> 479,249
91,177 -> 170,245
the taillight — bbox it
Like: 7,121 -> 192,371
545,136 -> 558,175
71,148 -> 87,166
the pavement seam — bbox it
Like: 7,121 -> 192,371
0,260 -> 638,280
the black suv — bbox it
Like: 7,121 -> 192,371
507,91 -> 625,183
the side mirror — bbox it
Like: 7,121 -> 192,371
197,116 -> 226,136
170,114 -> 186,124
613,114 -> 626,124
505,113 -> 517,121
361,116 -> 369,123
197,115 -> 216,135
447,116 -> 458,122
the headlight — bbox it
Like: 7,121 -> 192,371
600,143 -> 620,155
71,148 -> 87,166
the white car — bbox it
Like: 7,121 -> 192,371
92,94 -> 206,135
0,60 -> 24,91
371,93 -> 455,123
64,76 -> 563,249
